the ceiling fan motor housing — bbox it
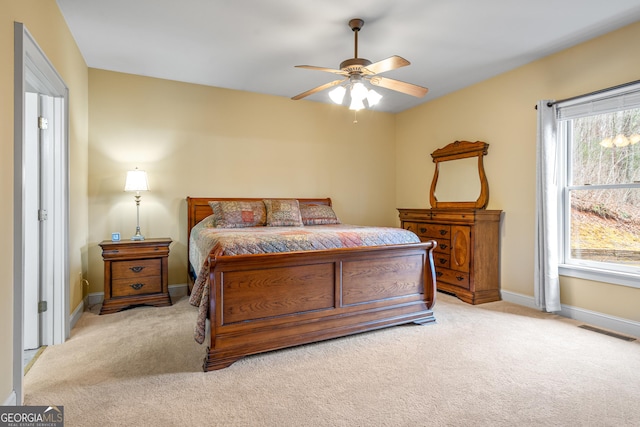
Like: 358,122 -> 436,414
340,58 -> 372,74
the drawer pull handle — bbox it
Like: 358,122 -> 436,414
439,230 -> 447,236
419,227 -> 426,233
130,283 -> 145,290
439,259 -> 447,264
436,272 -> 443,278
456,276 -> 464,281
440,244 -> 448,250
130,266 -> 145,273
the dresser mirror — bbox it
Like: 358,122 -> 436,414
429,140 -> 490,209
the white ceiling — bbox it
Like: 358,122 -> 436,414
56,0 -> 640,113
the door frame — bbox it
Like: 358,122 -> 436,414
13,22 -> 70,405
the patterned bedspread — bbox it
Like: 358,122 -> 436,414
188,215 -> 421,344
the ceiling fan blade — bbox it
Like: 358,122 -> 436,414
295,65 -> 349,76
362,55 -> 410,75
291,79 -> 346,100
369,76 -> 429,98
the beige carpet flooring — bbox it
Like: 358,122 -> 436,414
24,293 -> 640,426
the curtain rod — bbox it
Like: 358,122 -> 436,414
534,79 -> 640,109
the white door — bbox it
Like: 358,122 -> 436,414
23,93 -> 39,350
39,94 -> 55,346
23,93 -> 56,350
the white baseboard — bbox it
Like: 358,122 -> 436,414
3,390 -> 16,406
169,283 -> 188,299
70,300 -> 84,330
501,290 -> 640,339
86,292 -> 104,308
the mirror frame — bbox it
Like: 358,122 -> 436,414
429,140 -> 490,209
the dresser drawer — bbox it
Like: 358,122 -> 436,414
434,253 -> 450,268
433,240 -> 450,254
415,224 -> 450,239
112,275 -> 162,297
403,222 -> 418,234
112,259 -> 161,279
430,211 -> 474,223
435,268 -> 470,289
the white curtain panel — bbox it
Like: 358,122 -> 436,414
534,100 -> 561,312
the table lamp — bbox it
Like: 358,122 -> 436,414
124,167 -> 149,241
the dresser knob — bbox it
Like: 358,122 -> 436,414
130,283 -> 145,290
439,230 -> 447,236
130,266 -> 145,273
436,272 -> 443,277
439,259 -> 447,264
440,244 -> 448,250
456,276 -> 464,281
420,227 -> 426,233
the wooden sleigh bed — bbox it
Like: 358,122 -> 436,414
187,197 -> 437,371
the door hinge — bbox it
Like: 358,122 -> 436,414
38,209 -> 48,221
38,301 -> 47,313
38,116 -> 48,130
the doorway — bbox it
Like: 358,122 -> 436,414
13,23 -> 70,406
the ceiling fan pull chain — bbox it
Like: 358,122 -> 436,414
353,110 -> 358,124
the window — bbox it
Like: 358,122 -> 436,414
556,82 -> 640,288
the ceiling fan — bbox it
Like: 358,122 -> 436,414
292,18 -> 429,110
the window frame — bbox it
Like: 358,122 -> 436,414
556,83 -> 640,289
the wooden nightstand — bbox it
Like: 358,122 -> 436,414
99,238 -> 172,314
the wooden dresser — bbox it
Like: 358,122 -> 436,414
400,140 -> 503,304
99,238 -> 172,314
398,208 -> 501,304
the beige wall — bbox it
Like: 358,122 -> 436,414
396,21 -> 640,322
1,0 -> 88,404
87,69 -> 396,293
2,0 -> 638,404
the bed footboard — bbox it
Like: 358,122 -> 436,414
204,242 -> 436,371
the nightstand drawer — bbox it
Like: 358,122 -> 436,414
112,276 -> 162,297
112,259 -> 161,279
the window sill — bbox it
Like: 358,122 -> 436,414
559,264 -> 640,289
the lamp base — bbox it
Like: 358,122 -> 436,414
131,226 -> 144,241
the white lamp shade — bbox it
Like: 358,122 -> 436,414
329,86 -> 346,104
124,169 -> 149,192
350,82 -> 368,102
367,89 -> 382,106
349,97 -> 365,111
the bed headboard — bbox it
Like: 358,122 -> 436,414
185,197 -> 332,283
186,197 -> 332,236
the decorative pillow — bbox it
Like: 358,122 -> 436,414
299,203 -> 341,225
263,199 -> 304,227
208,200 -> 266,228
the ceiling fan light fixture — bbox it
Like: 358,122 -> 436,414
292,18 -> 428,114
350,82 -> 369,102
349,97 -> 365,111
329,86 -> 346,104
367,89 -> 382,106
